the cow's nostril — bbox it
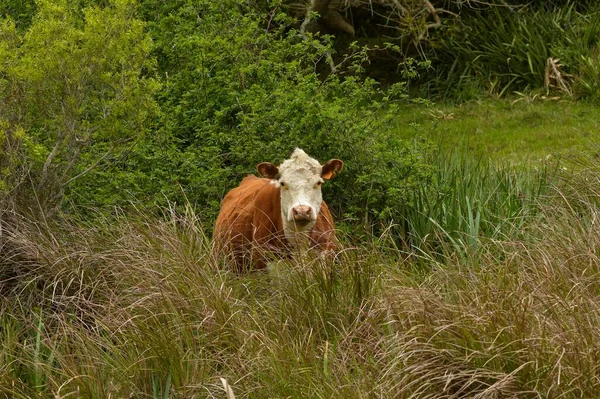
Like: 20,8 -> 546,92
292,205 -> 313,221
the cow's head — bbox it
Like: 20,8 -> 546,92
257,148 -> 343,229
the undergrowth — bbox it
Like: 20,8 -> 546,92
2,157 -> 600,397
429,2 -> 600,101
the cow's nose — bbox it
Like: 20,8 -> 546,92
292,205 -> 313,223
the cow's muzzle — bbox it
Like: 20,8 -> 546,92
292,205 -> 314,225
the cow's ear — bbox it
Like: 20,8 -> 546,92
257,162 -> 279,179
321,159 -> 344,180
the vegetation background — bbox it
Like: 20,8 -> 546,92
1,0 -> 600,397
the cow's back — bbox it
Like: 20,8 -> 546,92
215,176 -> 267,236
213,176 -> 282,271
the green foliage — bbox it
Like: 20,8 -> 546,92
69,0 -> 433,229
402,150 -> 557,256
573,53 -> 600,101
0,0 -> 36,30
429,2 -> 600,100
3,0 -> 600,396
0,0 -> 158,212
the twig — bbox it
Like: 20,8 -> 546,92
300,0 -> 337,73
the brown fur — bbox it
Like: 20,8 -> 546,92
213,176 -> 337,272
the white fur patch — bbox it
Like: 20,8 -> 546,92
276,148 -> 324,248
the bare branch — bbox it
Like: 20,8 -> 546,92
322,9 -> 355,35
424,0 -> 439,23
388,0 -> 408,15
41,132 -> 68,186
545,57 -> 572,97
416,0 -> 442,41
65,145 -> 116,185
300,0 -> 339,73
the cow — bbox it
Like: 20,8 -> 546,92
213,148 -> 344,272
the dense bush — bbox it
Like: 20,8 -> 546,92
3,0 -> 594,240
274,0 -> 600,101
67,0 -> 434,230
0,0 -> 158,214
0,0 -> 36,30
3,2 -> 600,396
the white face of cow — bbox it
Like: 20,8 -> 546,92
257,148 -> 343,233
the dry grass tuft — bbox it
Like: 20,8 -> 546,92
2,166 -> 600,396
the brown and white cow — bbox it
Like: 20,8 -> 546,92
213,148 -> 343,272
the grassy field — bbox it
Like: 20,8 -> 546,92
2,100 -> 600,397
396,98 -> 600,162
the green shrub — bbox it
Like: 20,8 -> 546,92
69,0 -> 434,231
0,0 -> 36,30
0,0 -> 158,214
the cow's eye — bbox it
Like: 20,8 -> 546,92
280,181 -> 288,189
315,180 -> 323,188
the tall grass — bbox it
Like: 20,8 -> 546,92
2,157 -> 600,397
401,149 -> 557,257
430,2 -> 600,100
